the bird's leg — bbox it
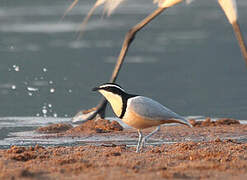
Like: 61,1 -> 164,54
72,98 -> 107,123
232,22 -> 247,65
109,7 -> 167,83
136,130 -> 143,153
218,0 -> 247,65
72,7 -> 167,123
141,126 -> 161,149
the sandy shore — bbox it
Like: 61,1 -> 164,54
1,119 -> 247,179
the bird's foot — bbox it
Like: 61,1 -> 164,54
139,126 -> 161,150
135,138 -> 147,153
140,137 -> 147,149
136,143 -> 143,153
136,147 -> 140,153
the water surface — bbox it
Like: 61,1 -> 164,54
0,0 -> 247,148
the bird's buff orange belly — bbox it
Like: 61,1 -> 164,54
122,109 -> 173,130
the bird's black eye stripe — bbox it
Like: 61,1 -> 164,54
98,85 -> 137,119
100,87 -> 123,95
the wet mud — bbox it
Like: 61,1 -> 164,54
36,117 -> 239,134
36,118 -> 123,134
36,123 -> 73,133
1,118 -> 247,179
66,118 -> 123,134
1,138 -> 247,180
189,117 -> 240,127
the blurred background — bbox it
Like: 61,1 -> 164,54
1,0 -> 247,119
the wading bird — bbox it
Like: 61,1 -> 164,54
92,83 -> 192,152
68,0 -> 247,122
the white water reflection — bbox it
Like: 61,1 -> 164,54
0,22 -> 78,33
1,0 -> 247,136
0,116 -> 246,148
105,56 -> 158,64
0,117 -> 70,127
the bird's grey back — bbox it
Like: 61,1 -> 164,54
127,96 -> 185,121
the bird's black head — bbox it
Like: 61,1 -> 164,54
93,83 -> 137,119
92,83 -> 126,96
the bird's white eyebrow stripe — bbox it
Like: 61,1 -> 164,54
99,84 -> 125,92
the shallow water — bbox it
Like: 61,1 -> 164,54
0,0 -> 247,148
0,116 -> 246,149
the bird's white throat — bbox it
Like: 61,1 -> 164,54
99,90 -> 123,117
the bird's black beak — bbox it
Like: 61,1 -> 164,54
92,87 -> 99,91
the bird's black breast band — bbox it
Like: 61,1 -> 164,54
119,94 -> 137,119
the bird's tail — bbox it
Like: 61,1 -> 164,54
174,116 -> 193,128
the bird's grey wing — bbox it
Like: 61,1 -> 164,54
128,96 -> 191,126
